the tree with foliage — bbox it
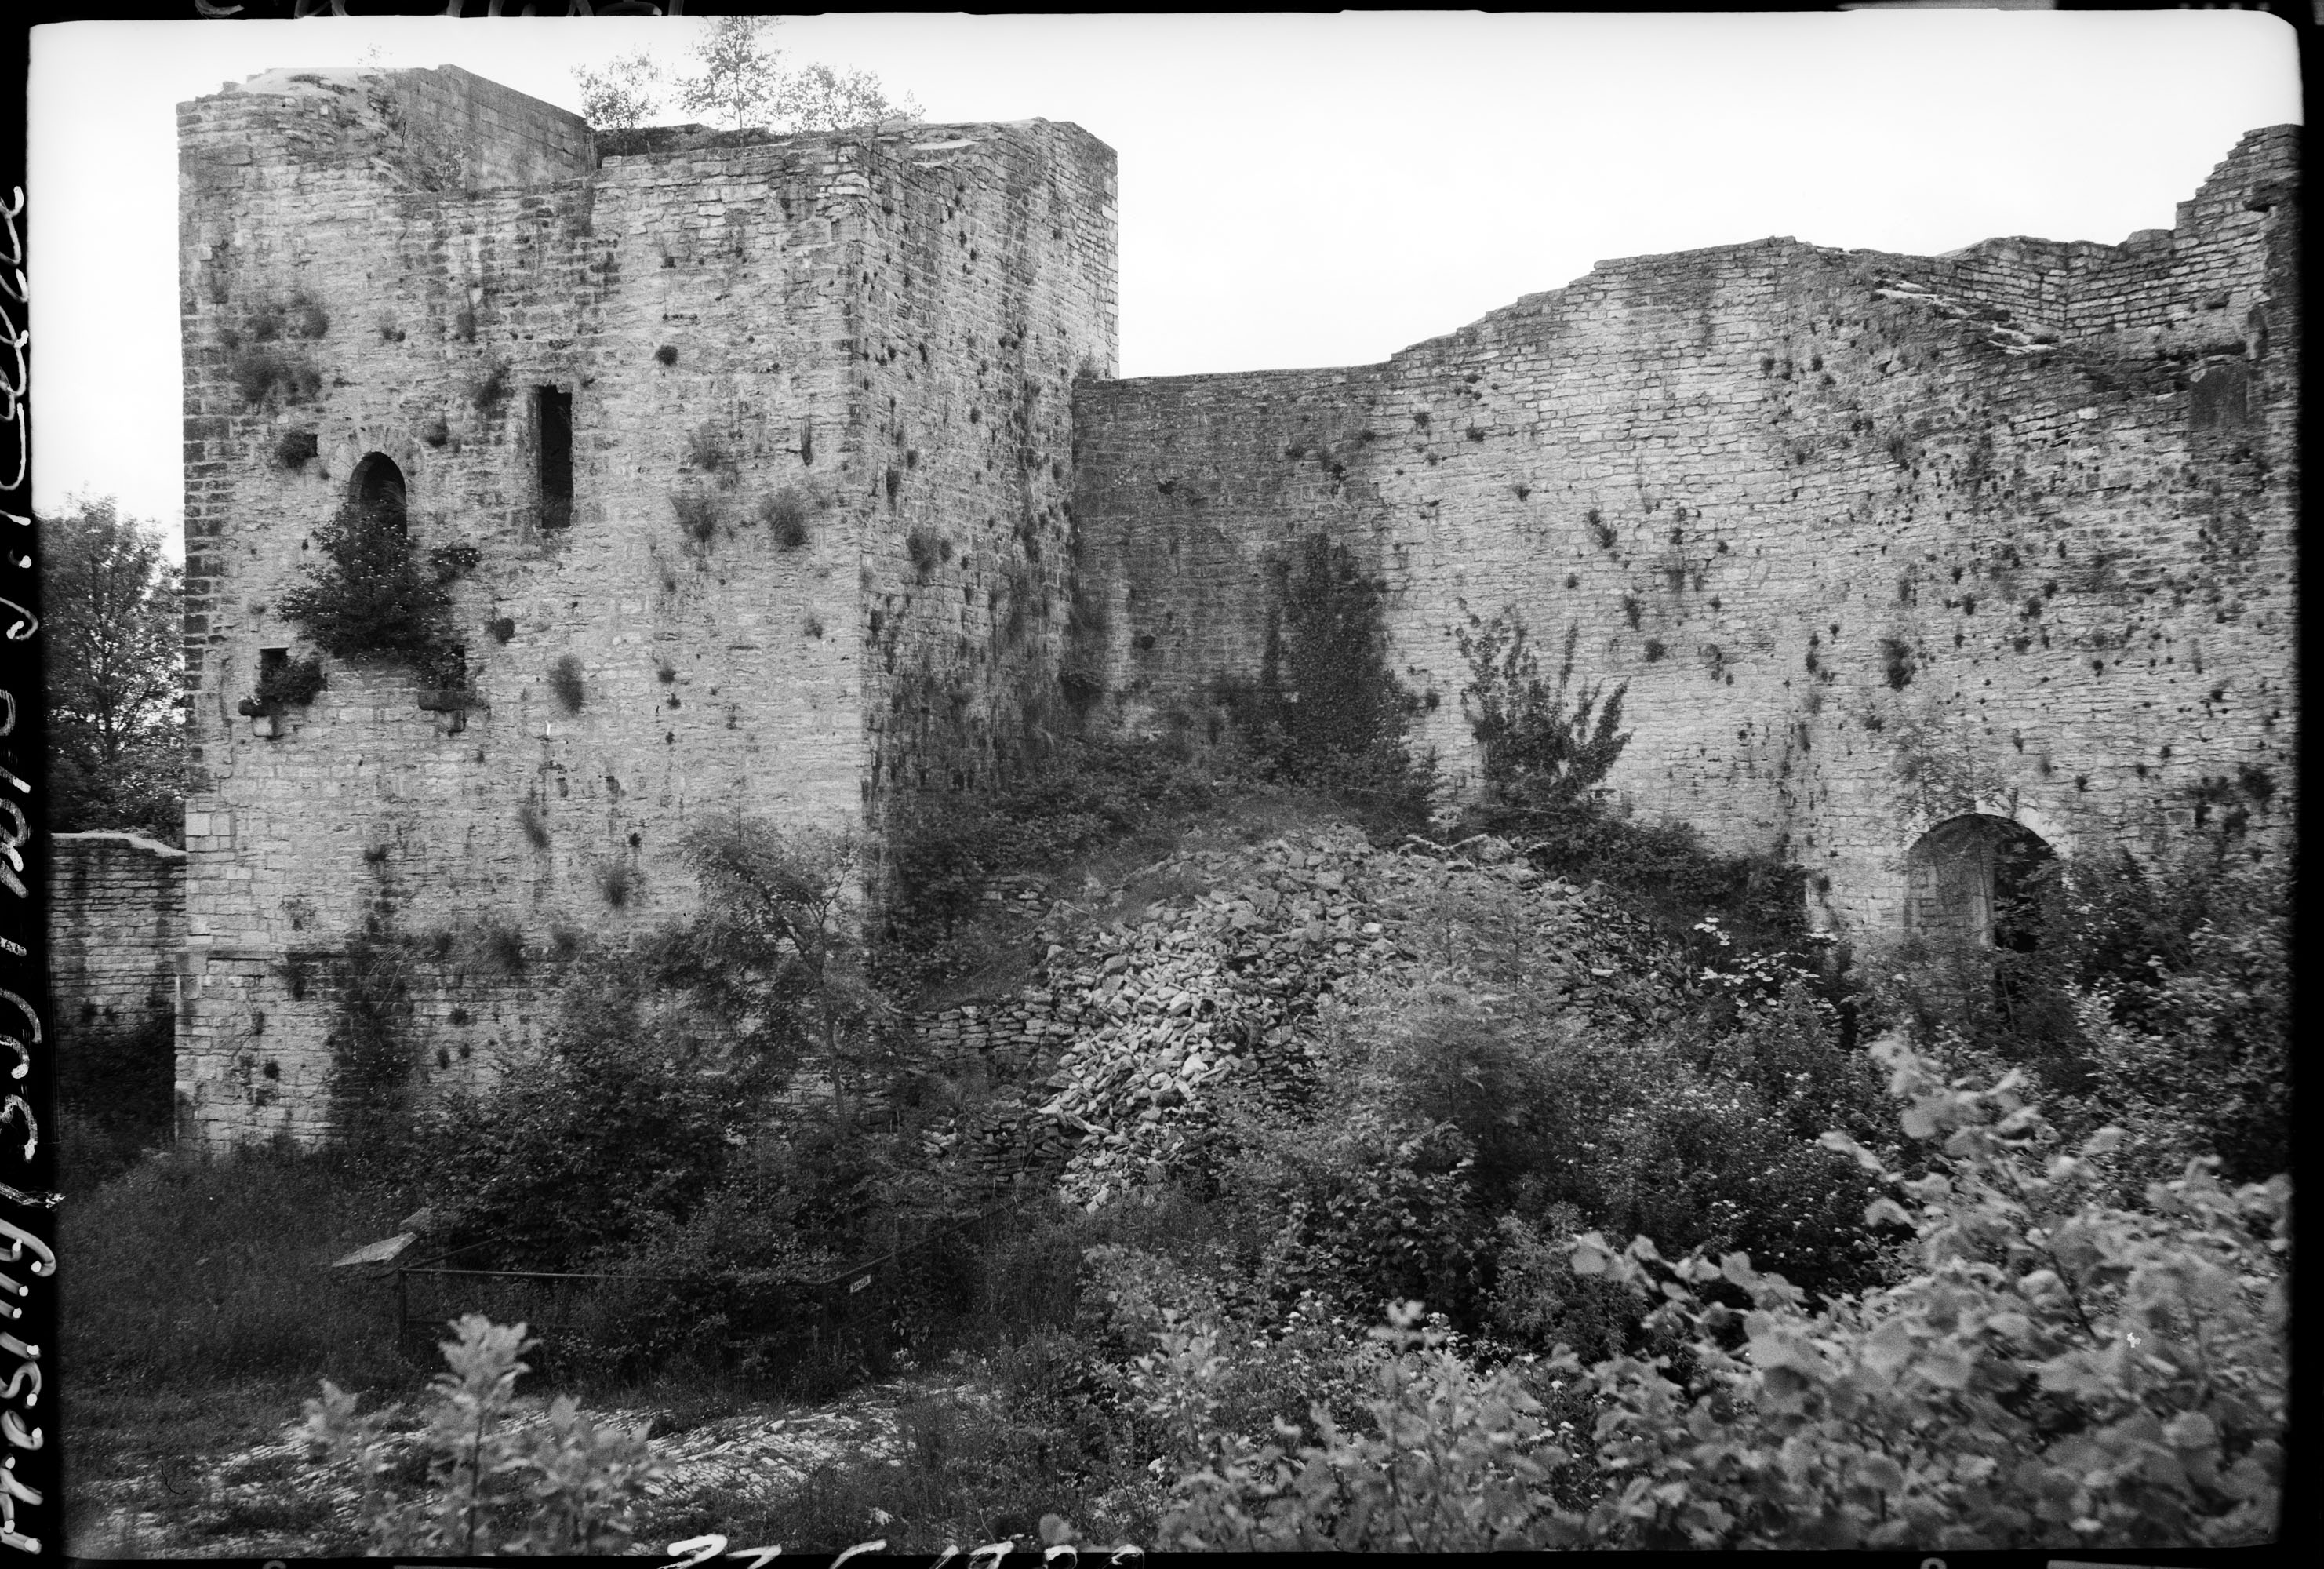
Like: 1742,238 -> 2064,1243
39,496 -> 187,842
674,814 -> 892,1089
573,16 -> 918,135
571,49 -> 662,133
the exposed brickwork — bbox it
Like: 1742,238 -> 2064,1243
1071,127 -> 2297,937
45,832 -> 187,1038
175,68 -> 1114,1143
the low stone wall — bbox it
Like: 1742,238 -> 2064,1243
46,832 -> 187,1036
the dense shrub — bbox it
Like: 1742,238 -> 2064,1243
1136,1039 -> 2289,1551
1456,607 -> 1628,813
253,653 -> 327,712
1864,841 -> 2289,1187
278,498 -> 460,683
878,734 -> 1233,992
421,969 -> 771,1270
1220,1110 -> 1487,1324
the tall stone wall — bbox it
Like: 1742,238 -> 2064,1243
176,67 -> 1115,1143
45,832 -> 186,1037
1072,127 -> 2297,934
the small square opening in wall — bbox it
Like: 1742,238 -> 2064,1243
260,646 -> 289,684
536,386 -> 573,529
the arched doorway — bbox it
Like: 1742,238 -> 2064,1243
1904,814 -> 2054,949
351,452 -> 409,533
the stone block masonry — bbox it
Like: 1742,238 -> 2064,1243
176,67 -> 1113,1144
157,66 -> 2288,1146
1072,126 -> 2297,937
46,832 -> 187,1038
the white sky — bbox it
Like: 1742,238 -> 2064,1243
27,10 -> 2301,558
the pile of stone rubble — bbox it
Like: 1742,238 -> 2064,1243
905,821 -> 1697,1209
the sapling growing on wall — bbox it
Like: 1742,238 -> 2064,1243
1457,608 -> 1630,813
278,497 -> 462,685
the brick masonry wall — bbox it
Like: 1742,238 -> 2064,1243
176,68 -> 1115,1144
1072,127 -> 2297,937
45,833 -> 187,1035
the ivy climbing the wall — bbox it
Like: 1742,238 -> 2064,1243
322,915 -> 420,1151
1222,533 -> 1437,832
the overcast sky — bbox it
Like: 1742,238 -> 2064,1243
27,9 -> 2301,555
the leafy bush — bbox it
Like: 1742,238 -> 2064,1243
228,344 -> 322,407
304,1316 -> 662,1555
1562,1038 -> 2289,1549
272,428 -> 320,468
1139,1039 -> 2289,1552
325,918 -> 422,1149
421,968 -> 769,1270
1220,1110 -> 1486,1324
278,498 -> 460,683
427,542 -> 481,584
1865,840 -> 2289,1188
253,653 -> 326,712
1481,1207 -> 1637,1366
1457,607 -> 1628,812
1141,1300 -> 1580,1550
664,817 -> 888,1076
878,734 -> 1233,992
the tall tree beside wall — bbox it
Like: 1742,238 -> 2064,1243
39,496 -> 187,843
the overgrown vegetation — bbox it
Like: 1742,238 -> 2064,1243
278,497 -> 464,686
1214,533 -> 1438,835
307,1316 -> 660,1555
547,654 -> 587,712
39,495 -> 188,840
761,486 -> 813,548
71,603 -> 2285,1556
221,292 -> 329,407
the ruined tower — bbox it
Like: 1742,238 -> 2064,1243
176,67 -> 1115,1143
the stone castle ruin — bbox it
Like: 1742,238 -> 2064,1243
102,65 -> 2290,1144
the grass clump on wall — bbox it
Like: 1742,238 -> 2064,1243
547,653 -> 587,713
761,487 -> 812,548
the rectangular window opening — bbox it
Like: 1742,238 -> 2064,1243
536,385 -> 573,530
259,646 -> 289,683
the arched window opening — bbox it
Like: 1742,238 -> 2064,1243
351,452 -> 409,533
1904,814 -> 2055,949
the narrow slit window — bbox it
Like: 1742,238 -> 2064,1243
536,386 -> 573,529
